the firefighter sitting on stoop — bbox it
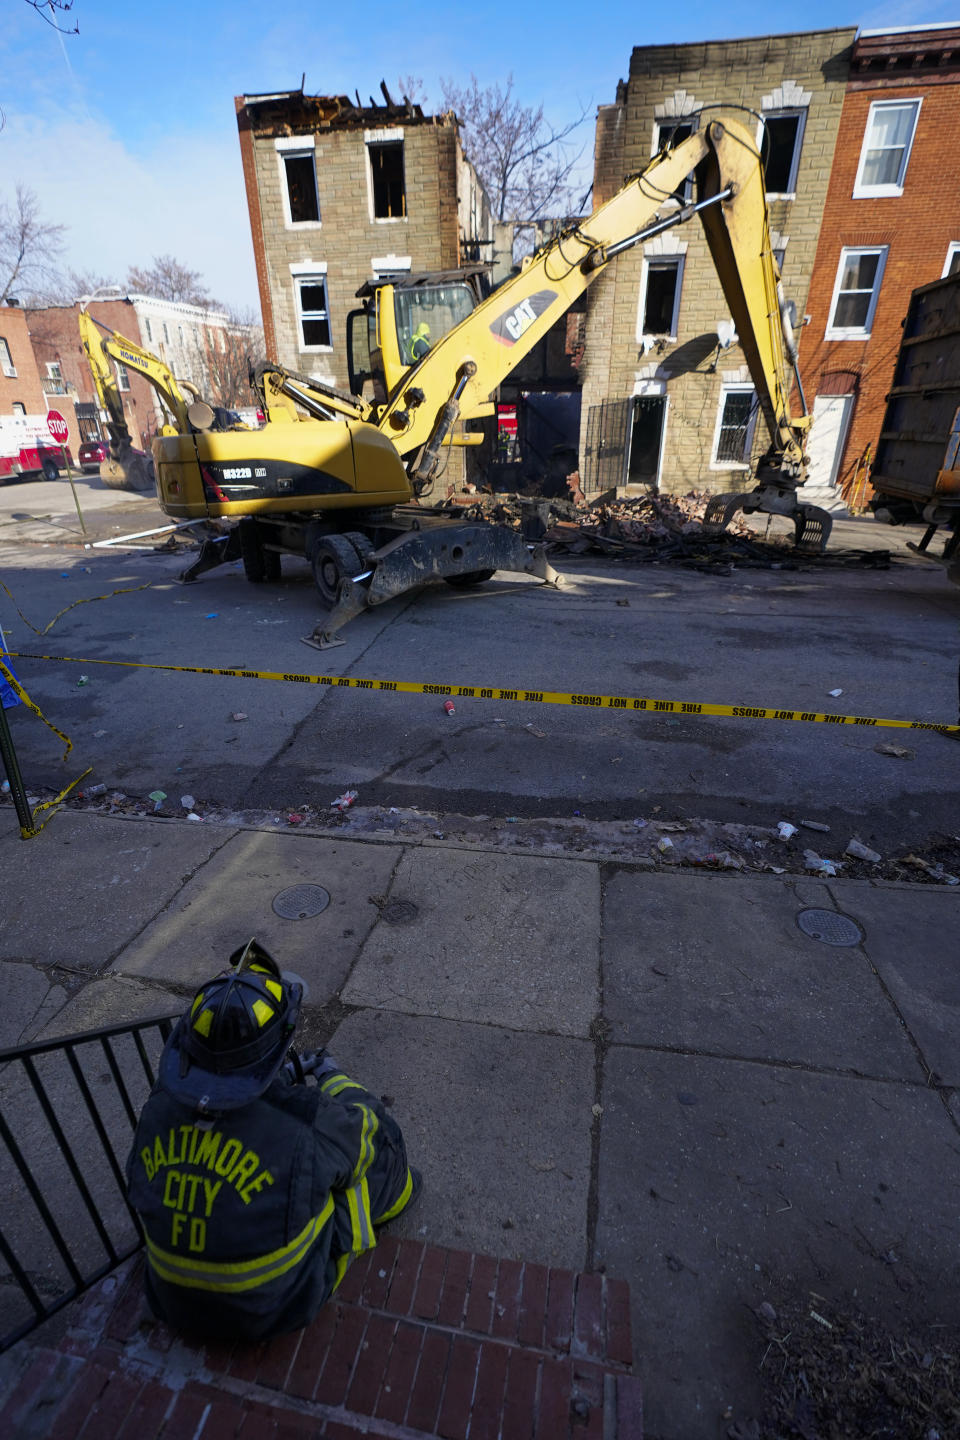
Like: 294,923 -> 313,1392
126,939 -> 420,1340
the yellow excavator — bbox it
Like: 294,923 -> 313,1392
77,309 -> 201,494
80,116 -> 816,646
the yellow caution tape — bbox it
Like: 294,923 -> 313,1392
7,651 -> 959,734
0,579 -> 152,637
0,659 -> 90,838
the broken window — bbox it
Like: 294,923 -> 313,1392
761,111 -> 806,195
713,386 -> 757,466
827,247 -> 887,338
368,141 -> 406,219
283,151 -> 321,224
654,117 -> 695,202
854,100 -> 921,197
296,275 -> 331,349
640,258 -> 683,338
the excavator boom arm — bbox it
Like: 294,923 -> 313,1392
376,118 -> 807,468
78,310 -> 194,434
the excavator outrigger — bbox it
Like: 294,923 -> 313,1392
80,116 -> 819,645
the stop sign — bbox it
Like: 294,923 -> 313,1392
46,410 -> 69,445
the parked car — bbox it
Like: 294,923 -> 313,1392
78,438 -> 110,471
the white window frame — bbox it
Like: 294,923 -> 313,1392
291,262 -> 332,353
275,136 -> 322,231
652,116 -> 697,203
825,246 -> 888,340
371,254 -> 412,281
853,99 -> 921,199
942,242 -> 960,278
710,383 -> 758,470
364,127 -> 407,224
11,401 -> 25,415
115,362 -> 130,392
0,337 -> 16,378
637,255 -> 685,342
758,109 -> 807,199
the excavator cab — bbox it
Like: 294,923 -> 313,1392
347,267 -> 491,404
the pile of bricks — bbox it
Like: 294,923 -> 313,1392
1,1238 -> 642,1439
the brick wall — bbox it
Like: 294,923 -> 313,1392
801,28 -> 960,503
241,102 -> 473,390
580,28 -> 856,495
24,299 -> 154,450
0,308 -> 47,417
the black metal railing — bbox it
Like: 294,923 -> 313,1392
0,1012 -> 177,1351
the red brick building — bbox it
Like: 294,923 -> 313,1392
800,23 -> 960,511
24,298 -> 157,453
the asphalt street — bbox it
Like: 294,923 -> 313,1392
1,479 -> 958,854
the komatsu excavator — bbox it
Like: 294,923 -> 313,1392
80,115 -> 818,646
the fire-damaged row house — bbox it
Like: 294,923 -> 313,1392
235,23 -> 960,512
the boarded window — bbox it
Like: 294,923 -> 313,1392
284,152 -> 320,224
369,141 -> 406,219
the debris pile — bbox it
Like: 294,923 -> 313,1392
737,1292 -> 960,1440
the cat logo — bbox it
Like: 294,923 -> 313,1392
489,289 -> 557,346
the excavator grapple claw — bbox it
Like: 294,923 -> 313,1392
793,504 -> 832,552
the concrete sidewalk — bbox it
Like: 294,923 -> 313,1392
2,808 -> 959,1439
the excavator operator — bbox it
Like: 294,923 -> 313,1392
126,939 -> 420,1341
408,320 -> 431,363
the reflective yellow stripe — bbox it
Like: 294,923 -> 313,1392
352,1104 -> 379,1183
321,1076 -> 366,1098
145,1194 -> 334,1294
374,1167 -> 413,1225
332,1251 -> 351,1291
345,1176 -> 374,1255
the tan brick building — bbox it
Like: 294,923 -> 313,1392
800,24 -> 960,512
579,29 -> 856,497
235,88 -> 492,391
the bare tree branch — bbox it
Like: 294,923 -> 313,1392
196,309 -> 265,409
0,184 -> 67,304
24,0 -> 79,35
439,74 -> 588,224
126,254 -> 217,308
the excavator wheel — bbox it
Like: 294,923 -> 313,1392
443,569 -> 497,587
342,531 -> 377,572
311,534 -> 365,605
239,519 -> 282,583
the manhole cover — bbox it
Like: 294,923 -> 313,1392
796,908 -> 864,947
381,899 -> 418,925
272,884 -> 330,920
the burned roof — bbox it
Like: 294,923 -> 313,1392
236,79 -> 438,135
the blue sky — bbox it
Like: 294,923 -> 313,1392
2,0 -> 958,311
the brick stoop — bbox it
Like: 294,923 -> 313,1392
0,1240 -> 642,1439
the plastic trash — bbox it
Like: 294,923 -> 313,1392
433,830 -> 445,839
777,821 -> 797,840
231,712 -> 248,722
77,676 -> 89,687
633,817 -> 648,829
186,813 -> 202,822
845,838 -> 881,863
803,848 -> 837,876
800,819 -> 831,832
827,688 -> 842,698
443,700 -> 456,715
331,789 -> 358,811
657,836 -> 675,854
85,783 -> 107,797
148,789 -> 167,812
287,813 -> 305,825
1,780 -> 9,795
205,613 -> 219,619
180,794 -> 196,810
